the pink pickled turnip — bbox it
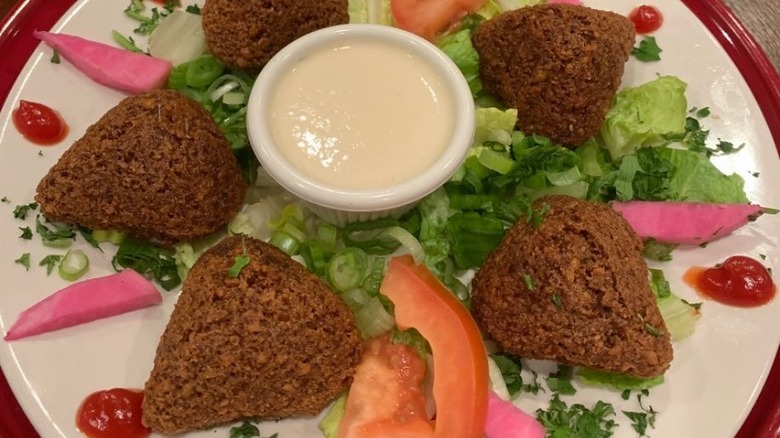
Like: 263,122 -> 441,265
484,390 -> 545,438
34,31 -> 172,94
612,201 -> 764,245
4,269 -> 162,341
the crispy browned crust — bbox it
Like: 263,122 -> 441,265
142,236 -> 362,435
473,4 -> 635,146
201,0 -> 349,70
34,89 -> 246,245
471,195 -> 672,378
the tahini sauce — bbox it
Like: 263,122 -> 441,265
267,38 -> 455,189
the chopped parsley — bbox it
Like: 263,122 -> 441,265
1,196 -> 9,203
77,226 -> 102,250
50,49 -> 61,64
18,226 -> 33,240
622,390 -> 658,437
551,293 -> 562,308
693,106 -> 710,118
39,254 -> 63,275
641,239 -> 676,262
527,202 -> 551,228
123,0 -> 173,36
621,389 -> 632,401
750,171 -> 760,178
13,202 -> 38,219
185,4 -> 201,14
228,421 -> 277,438
112,237 -> 181,290
546,365 -> 577,395
536,394 -> 617,438
523,274 -> 535,291
15,253 -> 31,271
228,239 -> 251,278
631,36 -> 662,62
228,254 -> 251,278
35,216 -> 76,248
229,422 -> 260,438
490,353 -> 525,398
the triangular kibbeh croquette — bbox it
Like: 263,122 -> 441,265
471,195 -> 673,378
142,236 -> 362,435
35,89 -> 246,245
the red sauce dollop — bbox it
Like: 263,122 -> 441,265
12,100 -> 68,145
684,255 -> 776,307
629,5 -> 663,34
76,388 -> 150,438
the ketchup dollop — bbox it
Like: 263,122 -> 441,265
684,255 -> 776,307
76,388 -> 150,438
12,100 -> 68,145
629,5 -> 663,34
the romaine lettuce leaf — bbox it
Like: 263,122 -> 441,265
653,147 -> 749,203
600,76 -> 688,161
438,28 -> 483,97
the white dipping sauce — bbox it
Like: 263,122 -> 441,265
267,38 -> 455,189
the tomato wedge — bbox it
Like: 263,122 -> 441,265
390,0 -> 487,41
380,255 -> 489,438
339,334 -> 433,438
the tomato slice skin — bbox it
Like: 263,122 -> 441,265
339,334 -> 433,438
390,0 -> 487,41
380,255 -> 489,438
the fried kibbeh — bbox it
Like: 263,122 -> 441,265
473,4 -> 635,146
142,236 -> 362,435
471,195 -> 672,378
202,0 -> 349,70
34,89 -> 246,245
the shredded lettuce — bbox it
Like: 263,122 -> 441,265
651,147 -> 749,203
319,395 -> 347,438
347,0 -> 393,24
650,267 -> 701,341
577,368 -> 664,390
600,76 -> 688,161
438,28 -> 483,97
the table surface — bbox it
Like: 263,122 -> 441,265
0,0 -> 779,71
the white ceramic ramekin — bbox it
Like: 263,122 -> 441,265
246,24 -> 475,225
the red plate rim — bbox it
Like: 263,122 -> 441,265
0,0 -> 778,437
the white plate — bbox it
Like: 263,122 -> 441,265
0,0 -> 778,437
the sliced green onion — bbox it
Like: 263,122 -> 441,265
343,218 -> 403,254
269,230 -> 300,255
376,226 -> 425,264
478,149 -> 517,175
209,81 -> 239,102
300,239 -> 335,277
221,91 -> 245,106
354,297 -> 395,338
185,55 -> 224,88
111,30 -> 143,53
361,257 -> 388,296
340,288 -> 372,312
58,249 -> 89,281
316,223 -> 339,247
268,204 -> 306,230
327,248 -> 370,292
